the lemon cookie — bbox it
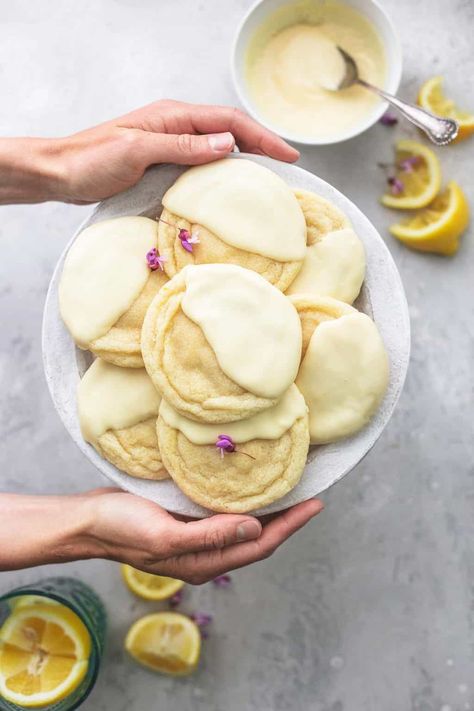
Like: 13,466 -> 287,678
141,264 -> 302,424
157,385 -> 309,513
291,295 -> 389,444
157,159 -> 306,291
286,190 -> 365,303
291,294 -> 355,357
78,358 -> 168,480
59,216 -> 168,367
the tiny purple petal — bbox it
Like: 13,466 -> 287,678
169,589 -> 183,608
212,574 -> 232,589
180,239 -> 194,253
190,612 -> 213,628
178,228 -> 191,242
398,155 -> 421,173
379,112 -> 398,127
216,434 -> 235,453
146,247 -> 166,271
388,176 -> 404,195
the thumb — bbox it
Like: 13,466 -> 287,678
140,131 -> 235,166
171,514 -> 262,554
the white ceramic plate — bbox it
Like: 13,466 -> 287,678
42,154 -> 410,517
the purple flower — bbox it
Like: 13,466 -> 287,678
215,435 -> 256,461
178,228 -> 200,253
212,574 -> 232,589
190,612 -> 213,627
398,155 -> 421,173
178,228 -> 192,242
146,247 -> 166,271
190,612 -> 213,638
157,215 -> 201,253
216,434 -> 236,458
169,589 -> 183,608
388,176 -> 404,195
379,112 -> 398,127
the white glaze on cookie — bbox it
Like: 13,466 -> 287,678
286,228 -> 365,303
59,216 -> 158,347
78,359 -> 161,444
296,312 -> 389,443
159,384 -> 307,444
181,264 -> 302,399
162,159 -> 306,261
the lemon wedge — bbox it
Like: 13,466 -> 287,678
418,76 -> 474,142
381,139 -> 442,209
121,565 -> 184,601
0,602 -> 91,707
389,181 -> 469,255
125,612 -> 200,676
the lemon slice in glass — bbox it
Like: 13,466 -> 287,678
121,565 -> 184,601
381,139 -> 442,209
389,181 -> 469,255
125,612 -> 200,676
418,76 -> 474,142
0,602 -> 91,707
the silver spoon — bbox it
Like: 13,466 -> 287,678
336,47 -> 458,146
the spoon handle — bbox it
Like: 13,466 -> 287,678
358,79 -> 459,146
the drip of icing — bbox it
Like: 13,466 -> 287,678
160,385 -> 307,444
286,228 -> 366,303
59,216 -> 158,347
162,159 -> 306,261
296,312 -> 389,444
78,359 -> 161,444
181,264 -> 302,399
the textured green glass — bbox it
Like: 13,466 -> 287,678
0,577 -> 107,711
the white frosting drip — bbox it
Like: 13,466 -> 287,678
59,216 -> 158,347
160,384 -> 307,444
286,228 -> 365,303
78,359 -> 161,444
296,312 -> 389,443
181,264 -> 302,399
163,159 -> 306,261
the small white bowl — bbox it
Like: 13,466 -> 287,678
42,155 -> 410,518
232,0 -> 402,145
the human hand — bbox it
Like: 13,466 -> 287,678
82,488 -> 322,584
0,488 -> 321,580
0,100 -> 299,206
45,99 -> 298,205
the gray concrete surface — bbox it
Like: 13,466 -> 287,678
0,1 -> 473,709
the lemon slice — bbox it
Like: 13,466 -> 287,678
381,139 -> 442,209
418,76 -> 474,142
125,612 -> 200,676
389,181 -> 469,255
0,602 -> 91,707
121,565 -> 184,601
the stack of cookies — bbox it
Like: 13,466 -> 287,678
59,158 -> 389,513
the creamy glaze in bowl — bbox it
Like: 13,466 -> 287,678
232,0 -> 402,145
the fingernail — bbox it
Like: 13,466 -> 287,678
236,520 -> 261,542
208,132 -> 235,152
